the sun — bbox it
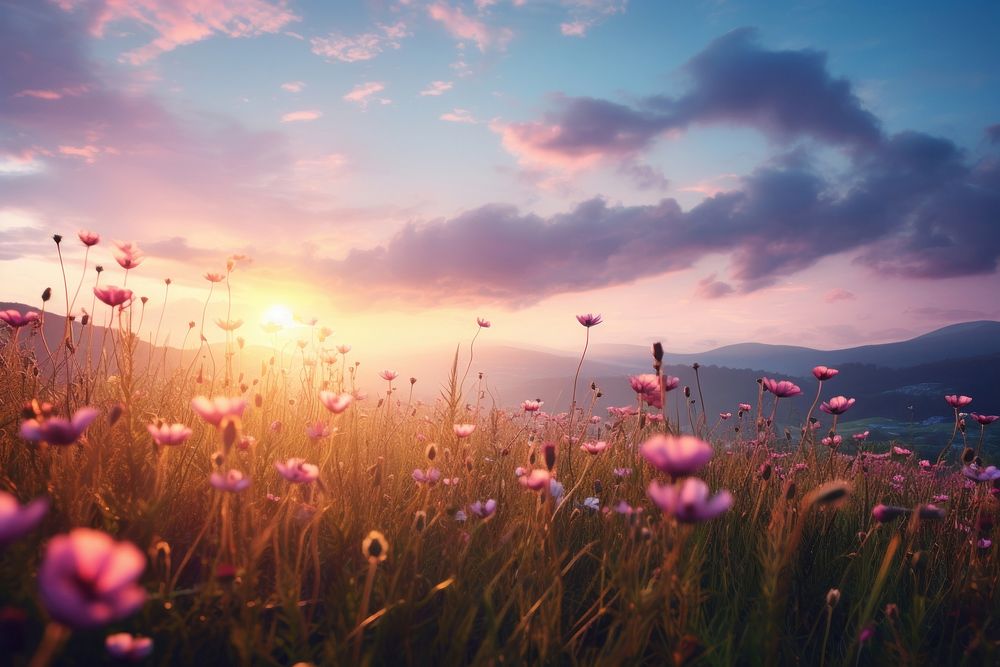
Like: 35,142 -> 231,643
261,304 -> 295,330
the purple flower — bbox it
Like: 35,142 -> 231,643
576,313 -> 603,327
762,378 -> 802,398
412,468 -> 441,485
812,366 -> 839,381
945,395 -> 972,408
210,470 -> 251,493
469,499 -> 497,518
647,478 -> 732,523
641,434 -> 713,476
872,504 -> 908,523
20,407 -> 99,446
962,465 -> 1000,482
0,492 -> 48,545
276,458 -> 319,484
820,396 -> 855,415
106,633 -> 153,661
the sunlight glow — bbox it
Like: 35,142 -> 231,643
261,304 -> 295,330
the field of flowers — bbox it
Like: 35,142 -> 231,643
1,233 -> 998,666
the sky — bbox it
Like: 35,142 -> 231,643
1,0 -> 999,357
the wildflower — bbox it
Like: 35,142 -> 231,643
762,378 -> 802,398
276,458 -> 319,484
519,469 -> 551,491
891,445 -> 912,457
112,241 -> 144,269
93,285 -> 133,307
522,399 -> 543,412
720,412 -> 732,420
147,422 -> 192,446
738,403 -> 753,412
338,344 -> 352,354
319,390 -> 352,414
190,396 -> 246,427
77,229 -> 100,246
469,499 -> 497,518
826,589 -> 841,607
971,413 -> 999,425
443,476 -> 460,486
962,465 -> 1000,482
454,510 -> 468,522
582,497 -> 600,511
237,435 -> 255,451
0,309 -> 40,328
872,504 -> 909,523
362,531 -> 389,562
20,407 -> 99,446
38,528 -> 146,629
932,494 -> 949,503
614,467 -> 632,478
576,313 -> 602,327
629,374 -> 659,394
647,478 -> 732,523
106,633 -> 153,661
0,492 -> 48,545
945,395 -> 972,408
978,538 -> 993,550
379,370 -> 398,381
550,478 -> 565,502
477,317 -> 491,328
820,396 -> 855,415
215,318 -> 243,331
412,468 -> 441,485
203,272 -> 225,283
580,440 -> 610,455
210,470 -> 251,493
453,423 -> 476,438
853,431 -> 870,441
812,366 -> 839,381
821,435 -> 843,448
641,434 -> 713,476
305,421 -> 333,440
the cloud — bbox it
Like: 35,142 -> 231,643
823,288 -> 855,303
281,110 -> 322,123
310,22 -> 408,63
695,275 -> 734,299
495,28 -> 881,169
986,124 -> 1000,145
440,109 -> 476,124
420,81 -> 453,96
428,2 -> 513,52
281,81 -> 305,93
63,0 -> 299,65
905,306 -> 997,321
560,21 -> 590,37
343,82 -> 388,108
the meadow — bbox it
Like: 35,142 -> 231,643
1,233 -> 998,666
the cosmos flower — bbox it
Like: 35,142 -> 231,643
453,424 -> 476,438
20,407 -> 99,446
215,318 -> 244,331
647,478 -> 732,523
629,374 -> 659,394
580,440 -> 610,455
962,464 -> 1000,482
319,390 -> 353,414
891,446 -> 912,457
337,344 -> 352,354
106,633 -> 153,661
112,241 -> 144,270
821,435 -> 843,448
0,309 -> 40,328
521,400 -> 543,412
853,431 -> 870,441
477,317 -> 491,328
77,229 -> 100,246
613,467 -> 632,478
582,497 -> 600,511
203,272 -> 225,283
412,468 -> 441,485
210,470 -> 251,493
720,412 -> 732,420
641,434 -> 713,476
820,396 -> 856,415
812,366 -> 839,381
379,370 -> 398,382
191,396 -> 246,427
276,458 -> 319,484
945,395 -> 973,408
38,528 -> 146,629
518,468 -> 551,491
469,499 -> 497,518
738,403 -> 753,412
0,492 -> 48,545
762,378 -> 802,398
305,421 -> 333,440
971,413 -> 999,425
576,313 -> 603,327
146,422 -> 192,447
93,285 -> 133,307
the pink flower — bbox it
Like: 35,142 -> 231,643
210,470 -> 250,493
20,407 -> 99,446
215,318 -> 243,331
891,445 -> 912,457
518,469 -> 551,491
522,399 -> 543,412
738,403 -> 752,412
962,464 -> 1000,482
0,492 -> 48,545
629,374 -> 659,394
319,390 -> 353,414
305,421 -> 333,440
0,309 -> 40,328
477,317 -> 491,328
821,435 -> 843,448
453,423 -> 476,438
379,370 -> 398,382
147,422 -> 192,446
190,396 -> 246,427
203,272 -> 225,283
820,396 -> 855,415
872,504 -> 909,523
337,344 -> 352,354
77,229 -> 100,247
112,241 -> 144,270
276,458 -> 319,484
106,633 -> 153,661
469,499 -> 497,518
580,440 -> 610,455
412,468 -> 441,485
641,434 -> 713,476
662,376 -> 680,392
719,412 -> 732,420
812,366 -> 839,381
93,285 -> 133,307
38,528 -> 146,629
762,378 -> 802,398
576,313 -> 602,327
647,478 -> 732,523
945,395 -> 973,408
971,413 -> 999,426
853,431 -> 870,441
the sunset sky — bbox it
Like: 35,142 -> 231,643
2,0 -> 999,357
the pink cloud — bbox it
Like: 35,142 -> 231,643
280,81 -> 305,93
490,119 -> 604,170
824,288 -> 856,303
427,3 -> 512,52
15,89 -> 64,100
440,109 -> 476,124
560,21 -> 590,37
420,81 -> 453,96
311,22 -> 408,63
343,82 -> 388,108
63,0 -> 299,65
280,110 -> 321,123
